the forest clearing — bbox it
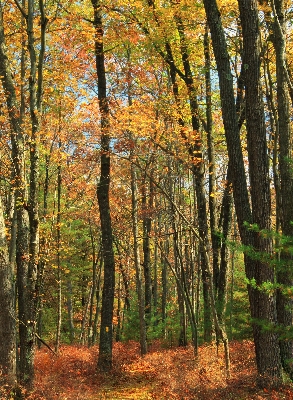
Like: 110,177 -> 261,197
3,340 -> 293,400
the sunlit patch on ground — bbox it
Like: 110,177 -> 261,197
21,340 -> 293,399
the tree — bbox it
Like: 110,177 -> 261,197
91,0 -> 116,372
203,0 -> 283,387
268,0 -> 293,377
0,195 -> 16,385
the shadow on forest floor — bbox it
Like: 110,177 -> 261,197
8,340 -> 293,399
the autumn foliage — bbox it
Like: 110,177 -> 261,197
2,340 -> 291,400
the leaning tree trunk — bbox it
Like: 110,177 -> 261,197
204,0 -> 283,387
92,0 -> 115,372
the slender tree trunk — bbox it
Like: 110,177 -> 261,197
23,0 -> 47,384
91,0 -> 115,372
80,285 -> 92,345
88,228 -> 100,347
114,241 -> 131,341
142,173 -> 153,327
217,173 -> 233,324
147,0 -> 213,343
131,160 -> 147,355
55,152 -> 62,353
115,274 -> 122,342
92,257 -> 103,346
66,278 -> 75,344
204,24 -> 220,297
174,13 -> 212,342
161,240 -> 168,335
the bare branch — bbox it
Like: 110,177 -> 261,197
13,0 -> 27,19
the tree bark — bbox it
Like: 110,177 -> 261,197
0,195 -> 16,385
55,158 -> 62,353
204,0 -> 283,387
92,0 -> 115,372
270,0 -> 293,377
131,160 -> 148,355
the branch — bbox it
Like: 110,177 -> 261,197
35,332 -> 57,356
10,312 -> 57,356
14,0 -> 28,19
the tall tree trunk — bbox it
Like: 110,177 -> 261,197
142,173 -> 153,328
0,0 -> 47,386
204,0 -> 283,387
269,0 -> 293,377
237,0 -> 282,386
0,195 -> 16,385
55,158 -> 62,353
131,160 -> 147,355
92,0 -> 115,372
204,24 -> 220,297
0,1 -> 27,385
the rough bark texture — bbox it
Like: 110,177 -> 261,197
0,1 -> 31,386
238,0 -> 282,386
204,0 -> 283,387
270,0 -> 293,377
0,196 -> 16,385
92,0 -> 115,372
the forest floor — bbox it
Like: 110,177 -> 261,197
12,340 -> 293,399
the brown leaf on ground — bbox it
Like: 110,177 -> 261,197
18,340 -> 293,400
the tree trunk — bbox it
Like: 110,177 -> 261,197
0,0 -> 47,385
92,0 -> 115,372
270,0 -> 293,377
55,156 -> 62,353
217,171 -> 233,324
66,278 -> 75,344
204,0 -> 283,387
147,0 -> 213,343
204,24 -> 220,298
0,195 -> 16,385
142,173 -> 153,327
88,230 -> 100,347
131,160 -> 148,355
